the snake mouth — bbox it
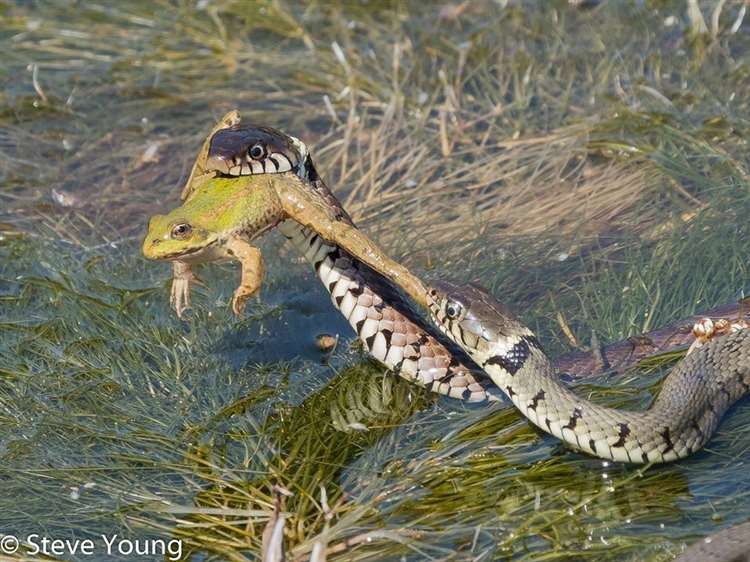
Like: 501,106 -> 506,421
211,163 -> 301,180
206,151 -> 298,177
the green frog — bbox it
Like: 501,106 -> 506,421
145,111 -> 430,318
144,169 -> 430,318
142,175 -> 278,316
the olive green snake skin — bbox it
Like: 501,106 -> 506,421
202,124 -> 750,560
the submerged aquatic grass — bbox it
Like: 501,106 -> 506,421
1,1 -> 749,560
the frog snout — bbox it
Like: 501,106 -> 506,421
141,235 -> 162,259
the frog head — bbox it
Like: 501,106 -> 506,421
142,212 -> 222,262
143,175 -> 283,263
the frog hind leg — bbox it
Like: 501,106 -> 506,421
275,175 -> 429,309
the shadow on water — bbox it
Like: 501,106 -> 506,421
215,276 -> 353,368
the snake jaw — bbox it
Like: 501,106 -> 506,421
205,154 -> 232,175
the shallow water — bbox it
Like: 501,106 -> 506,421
1,1 -> 749,560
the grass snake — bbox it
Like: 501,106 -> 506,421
207,124 -> 503,402
202,122 -> 750,560
205,123 -> 749,463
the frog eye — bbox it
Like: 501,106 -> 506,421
445,300 -> 464,319
170,223 -> 193,239
248,143 -> 267,160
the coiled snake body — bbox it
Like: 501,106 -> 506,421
205,125 -> 750,464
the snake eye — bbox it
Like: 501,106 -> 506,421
170,223 -> 193,239
445,301 -> 463,319
248,143 -> 267,160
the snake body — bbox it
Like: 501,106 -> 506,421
280,220 -> 505,401
205,124 -> 750,465
427,281 -> 750,463
208,125 -> 501,402
205,124 -> 750,464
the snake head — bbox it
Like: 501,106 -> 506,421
206,125 -> 317,180
203,123 -> 352,224
428,280 -> 527,352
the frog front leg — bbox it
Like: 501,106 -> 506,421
225,236 -> 265,316
171,261 -> 205,319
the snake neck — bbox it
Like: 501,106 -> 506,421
277,220 -> 502,402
